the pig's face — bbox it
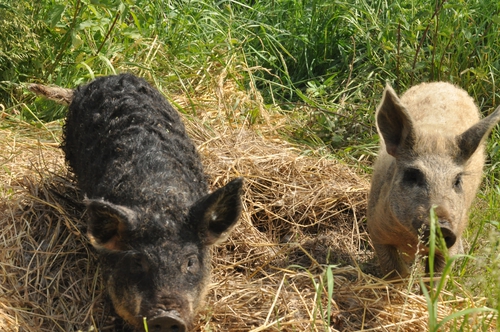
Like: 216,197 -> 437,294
85,178 -> 244,332
389,152 -> 465,250
101,239 -> 210,331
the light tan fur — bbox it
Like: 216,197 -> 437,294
368,82 -> 500,278
28,83 -> 74,105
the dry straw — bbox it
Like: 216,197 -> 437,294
0,76 -> 495,331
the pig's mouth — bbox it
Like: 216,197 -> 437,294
421,220 -> 457,249
146,310 -> 187,332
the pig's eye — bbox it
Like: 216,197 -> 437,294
185,255 -> 199,274
402,168 -> 425,187
453,174 -> 463,191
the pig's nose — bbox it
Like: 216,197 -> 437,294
438,223 -> 457,248
421,221 -> 457,248
147,311 -> 186,332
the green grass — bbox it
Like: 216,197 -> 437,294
2,0 -> 500,330
419,207 -> 499,331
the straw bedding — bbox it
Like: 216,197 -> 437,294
0,116 -> 494,331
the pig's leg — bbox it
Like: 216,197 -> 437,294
425,252 -> 446,274
373,243 -> 409,278
425,238 -> 463,274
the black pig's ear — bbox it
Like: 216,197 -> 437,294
189,178 -> 244,245
85,199 -> 138,251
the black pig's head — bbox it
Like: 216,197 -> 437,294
85,178 -> 244,332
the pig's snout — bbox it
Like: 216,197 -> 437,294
147,311 -> 186,332
438,223 -> 457,248
421,221 -> 457,248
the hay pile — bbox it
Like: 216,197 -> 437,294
0,115 -> 495,331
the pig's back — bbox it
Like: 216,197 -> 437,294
400,82 -> 481,135
62,73 -> 208,207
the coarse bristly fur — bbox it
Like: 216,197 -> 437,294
367,82 -> 500,279
63,74 -> 208,216
32,73 -> 244,332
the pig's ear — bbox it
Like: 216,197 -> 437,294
85,199 -> 138,251
376,84 -> 416,157
189,177 -> 244,246
456,105 -> 500,163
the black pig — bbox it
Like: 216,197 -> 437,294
30,74 -> 243,332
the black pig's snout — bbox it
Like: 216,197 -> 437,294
148,310 -> 186,332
